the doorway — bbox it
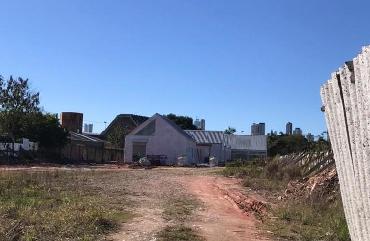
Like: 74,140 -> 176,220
132,142 -> 147,162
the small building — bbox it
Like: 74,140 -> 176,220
124,114 -> 198,165
124,114 -> 266,165
229,135 -> 267,160
60,112 -> 125,163
185,130 -> 231,165
62,132 -> 124,163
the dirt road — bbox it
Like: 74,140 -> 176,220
109,168 -> 270,241
184,175 -> 270,241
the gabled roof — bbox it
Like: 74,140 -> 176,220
129,114 -> 194,141
101,114 -> 149,136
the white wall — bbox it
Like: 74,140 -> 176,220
0,138 -> 38,152
125,116 -> 197,165
229,135 -> 267,151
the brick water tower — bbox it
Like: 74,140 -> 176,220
60,112 -> 83,133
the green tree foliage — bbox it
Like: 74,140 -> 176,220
0,76 -> 40,142
24,113 -> 68,149
166,113 -> 198,130
0,76 -> 68,151
268,133 -> 331,157
107,125 -> 126,147
224,127 -> 237,134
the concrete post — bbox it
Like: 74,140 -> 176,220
321,45 -> 370,241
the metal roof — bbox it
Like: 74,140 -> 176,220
70,132 -> 105,143
185,130 -> 228,144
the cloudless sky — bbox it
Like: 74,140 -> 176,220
1,0 -> 370,134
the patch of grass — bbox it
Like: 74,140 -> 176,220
157,225 -> 204,241
242,177 -> 286,192
221,160 -> 264,178
221,159 -> 350,241
159,187 -> 203,241
0,171 -> 131,241
265,197 -> 350,241
163,197 -> 199,222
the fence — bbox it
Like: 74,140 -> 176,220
61,143 -> 124,164
321,45 -> 370,241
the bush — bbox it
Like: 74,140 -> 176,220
222,161 -> 264,178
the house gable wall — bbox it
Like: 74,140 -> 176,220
125,115 -> 197,165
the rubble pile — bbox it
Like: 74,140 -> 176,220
278,151 -> 334,177
283,166 -> 339,202
216,185 -> 267,215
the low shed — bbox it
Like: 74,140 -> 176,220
229,135 -> 267,160
185,130 -> 231,165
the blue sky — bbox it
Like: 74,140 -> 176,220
1,0 -> 369,134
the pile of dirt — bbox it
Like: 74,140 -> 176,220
283,166 -> 339,202
216,185 -> 268,216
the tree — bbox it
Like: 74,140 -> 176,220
267,133 -> 331,157
224,127 -> 236,134
0,76 -> 68,158
107,124 -> 126,147
0,76 -> 40,148
166,113 -> 198,130
24,113 -> 68,149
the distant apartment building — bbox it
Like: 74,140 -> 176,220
84,123 -> 93,133
286,122 -> 293,135
194,118 -> 206,130
306,133 -> 314,142
293,128 -> 303,136
251,123 -> 265,135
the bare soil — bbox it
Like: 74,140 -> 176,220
0,166 -> 272,241
109,168 -> 271,241
184,175 -> 270,241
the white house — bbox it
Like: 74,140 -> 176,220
124,114 -> 198,165
124,114 -> 267,165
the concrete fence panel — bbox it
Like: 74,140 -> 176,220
321,46 -> 370,241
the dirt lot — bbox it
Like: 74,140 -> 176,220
0,166 -> 271,241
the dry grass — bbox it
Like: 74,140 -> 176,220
0,170 -> 132,241
266,197 -> 349,241
221,160 -> 350,241
157,226 -> 204,241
